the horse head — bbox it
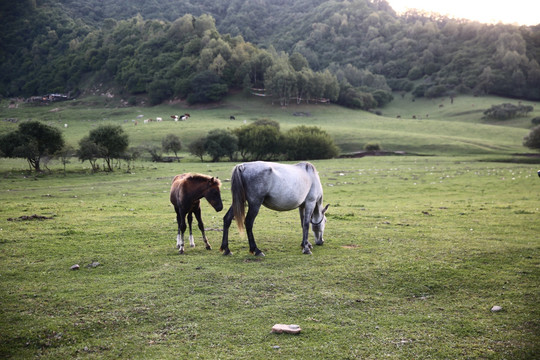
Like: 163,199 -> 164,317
311,204 -> 329,245
204,177 -> 223,212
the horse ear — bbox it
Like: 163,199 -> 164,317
322,204 -> 330,214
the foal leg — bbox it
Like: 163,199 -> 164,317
175,208 -> 187,254
220,206 -> 234,255
193,205 -> 212,250
187,211 -> 195,247
245,203 -> 264,256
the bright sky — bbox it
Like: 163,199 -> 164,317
386,0 -> 540,26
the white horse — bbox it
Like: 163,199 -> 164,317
220,161 -> 329,256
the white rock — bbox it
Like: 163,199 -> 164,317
491,305 -> 503,312
271,324 -> 301,334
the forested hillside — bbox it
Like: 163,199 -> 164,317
1,0 -> 539,106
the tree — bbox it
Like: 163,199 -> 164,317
205,129 -> 238,162
77,137 -> 104,172
235,123 -> 282,161
0,120 -> 64,172
523,125 -> 540,151
82,125 -> 129,171
188,137 -> 207,161
162,134 -> 182,162
57,144 -> 75,175
283,126 -> 339,160
186,71 -> 228,104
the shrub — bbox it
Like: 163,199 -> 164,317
364,143 -> 381,151
283,126 -> 339,160
523,125 -> 540,151
483,103 -> 534,120
205,129 -> 238,162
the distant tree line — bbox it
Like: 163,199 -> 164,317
483,103 -> 534,120
0,119 -> 339,172
191,119 -> 339,162
1,0 -> 539,106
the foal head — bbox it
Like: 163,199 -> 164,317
202,176 -> 223,212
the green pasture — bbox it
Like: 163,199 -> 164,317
1,93 -> 538,159
0,156 -> 539,359
0,94 -> 539,358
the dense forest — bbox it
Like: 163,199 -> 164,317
1,0 -> 539,108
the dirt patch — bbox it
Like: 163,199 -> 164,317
8,214 -> 54,221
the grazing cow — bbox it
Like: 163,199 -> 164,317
180,114 -> 190,121
230,116 -> 236,120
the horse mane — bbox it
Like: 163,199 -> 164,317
174,173 -> 221,187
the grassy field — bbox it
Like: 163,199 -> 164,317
0,94 -> 539,358
1,93 -> 538,158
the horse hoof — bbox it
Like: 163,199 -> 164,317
206,245 -> 212,250
255,251 -> 265,257
221,249 -> 232,256
302,248 -> 312,255
178,249 -> 185,254
315,241 -> 324,246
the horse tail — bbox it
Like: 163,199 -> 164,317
231,164 -> 246,232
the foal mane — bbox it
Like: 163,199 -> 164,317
175,173 -> 221,187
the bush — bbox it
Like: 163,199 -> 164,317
364,143 -> 381,151
523,125 -> 540,151
483,103 -> 534,120
205,129 -> 238,162
235,123 -> 282,161
283,126 -> 339,160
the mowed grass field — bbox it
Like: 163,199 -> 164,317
0,94 -> 539,358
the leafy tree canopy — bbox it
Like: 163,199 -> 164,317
0,120 -> 64,172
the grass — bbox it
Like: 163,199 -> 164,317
0,94 -> 539,358
0,156 -> 538,359
1,93 -> 538,158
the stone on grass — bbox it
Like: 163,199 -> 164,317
70,264 -> 80,270
271,324 -> 301,334
491,305 -> 503,312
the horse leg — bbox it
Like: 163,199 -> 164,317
194,205 -> 212,250
220,206 -> 234,255
245,203 -> 264,256
300,204 -> 314,255
187,211 -> 195,247
175,207 -> 187,254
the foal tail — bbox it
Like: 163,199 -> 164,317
231,164 -> 246,232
